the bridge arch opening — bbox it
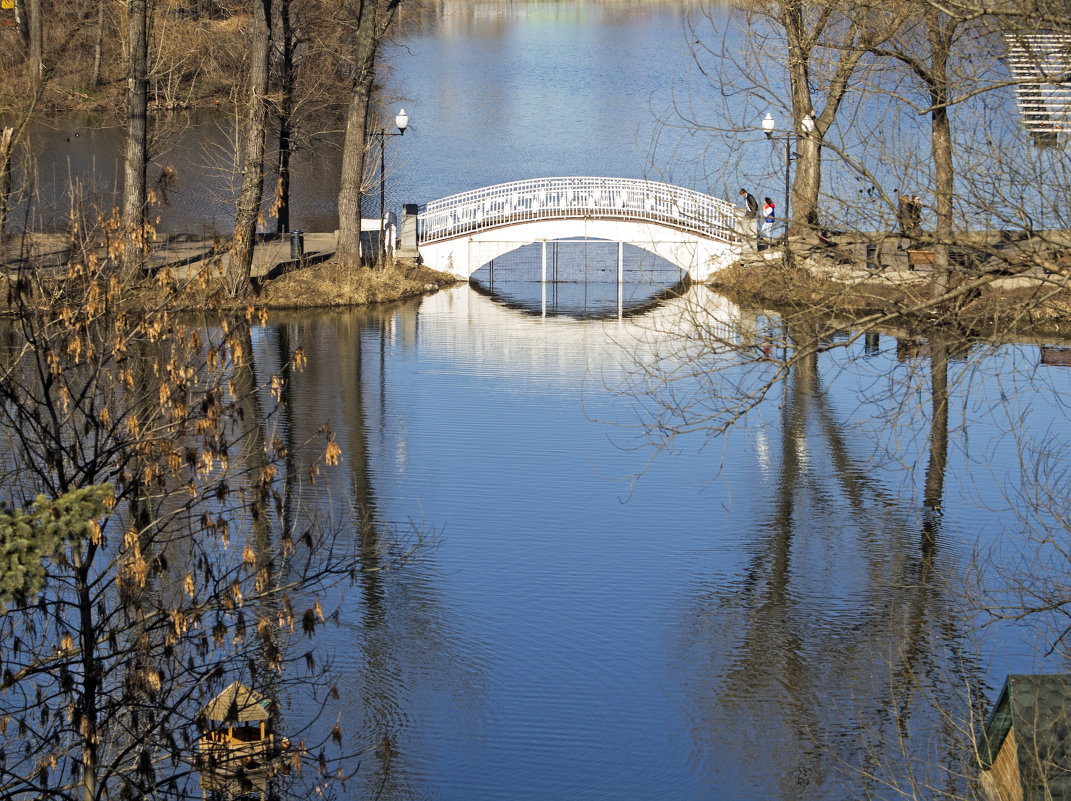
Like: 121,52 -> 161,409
469,237 -> 688,319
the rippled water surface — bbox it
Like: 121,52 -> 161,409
251,286 -> 1070,801
10,2 -> 1070,797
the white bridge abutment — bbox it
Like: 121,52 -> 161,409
418,218 -> 739,282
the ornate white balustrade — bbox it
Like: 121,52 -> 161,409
417,177 -> 740,245
1004,33 -> 1071,145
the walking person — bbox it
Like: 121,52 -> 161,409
896,193 -> 911,249
910,194 -> 923,237
739,188 -> 759,250
761,197 -> 776,244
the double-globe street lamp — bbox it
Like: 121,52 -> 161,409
370,109 -> 409,266
761,111 -> 814,239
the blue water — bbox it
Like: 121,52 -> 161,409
8,3 -> 1070,798
254,287 -> 1071,801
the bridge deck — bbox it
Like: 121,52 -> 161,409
418,177 -> 741,245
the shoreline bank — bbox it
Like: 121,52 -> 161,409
709,237 -> 1071,339
0,232 -> 460,315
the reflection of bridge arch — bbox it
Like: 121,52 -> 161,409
416,177 -> 743,281
414,285 -> 745,381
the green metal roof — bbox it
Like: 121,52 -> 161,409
977,674 -> 1071,801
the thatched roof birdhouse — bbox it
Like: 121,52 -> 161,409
201,682 -> 270,726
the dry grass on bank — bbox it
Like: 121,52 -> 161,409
256,258 -> 459,309
709,252 -> 1071,337
0,235 -> 459,316
120,257 -> 459,314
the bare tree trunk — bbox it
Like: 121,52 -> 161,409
122,0 -> 148,275
14,0 -> 29,46
274,0 -> 294,235
793,130 -> 823,231
337,0 -> 401,267
877,5 -> 959,297
0,127 -> 12,240
28,0 -> 42,85
777,0 -> 903,234
781,0 -> 819,232
91,0 -> 104,89
926,8 -> 955,299
336,2 -> 380,267
231,0 -> 272,290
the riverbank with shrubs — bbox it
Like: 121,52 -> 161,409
710,236 -> 1071,339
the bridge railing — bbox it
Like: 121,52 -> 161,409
417,177 -> 741,245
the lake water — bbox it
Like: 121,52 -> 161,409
251,283 -> 1069,801
7,2 -> 1071,798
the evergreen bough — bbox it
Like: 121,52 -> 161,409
0,484 -> 112,612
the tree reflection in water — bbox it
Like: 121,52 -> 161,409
627,303 -> 986,800
261,307 -> 491,801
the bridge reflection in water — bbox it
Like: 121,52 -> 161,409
470,237 -> 688,319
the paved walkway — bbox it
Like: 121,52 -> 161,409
1,231 -> 343,279
150,231 -> 341,280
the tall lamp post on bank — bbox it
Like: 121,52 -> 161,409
371,108 -> 409,266
761,111 -> 814,239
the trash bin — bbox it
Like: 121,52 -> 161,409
865,242 -> 878,270
290,230 -> 304,260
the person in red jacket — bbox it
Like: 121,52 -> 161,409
760,197 -> 775,242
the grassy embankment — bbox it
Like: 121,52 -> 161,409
0,232 -> 459,315
709,238 -> 1071,338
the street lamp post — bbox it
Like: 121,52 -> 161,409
761,112 -> 814,239
372,108 -> 409,266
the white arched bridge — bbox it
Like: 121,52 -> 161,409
413,177 -> 744,281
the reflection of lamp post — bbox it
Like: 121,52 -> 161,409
762,112 -> 814,238
371,109 -> 409,266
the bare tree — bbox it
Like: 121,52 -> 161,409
868,0 -> 971,298
692,0 -> 907,234
121,0 -> 148,276
231,0 -> 273,290
26,0 -> 41,85
0,126 -> 12,239
13,0 -> 29,47
90,0 -> 105,88
0,225 -> 420,800
272,0 -> 296,235
336,0 -> 403,267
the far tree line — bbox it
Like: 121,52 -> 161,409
686,0 -> 1070,305
2,0 -> 1068,301
0,0 -> 413,294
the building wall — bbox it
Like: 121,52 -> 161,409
983,726 -> 1023,801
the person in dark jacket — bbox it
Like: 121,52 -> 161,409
739,188 -> 759,249
896,193 -> 911,249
